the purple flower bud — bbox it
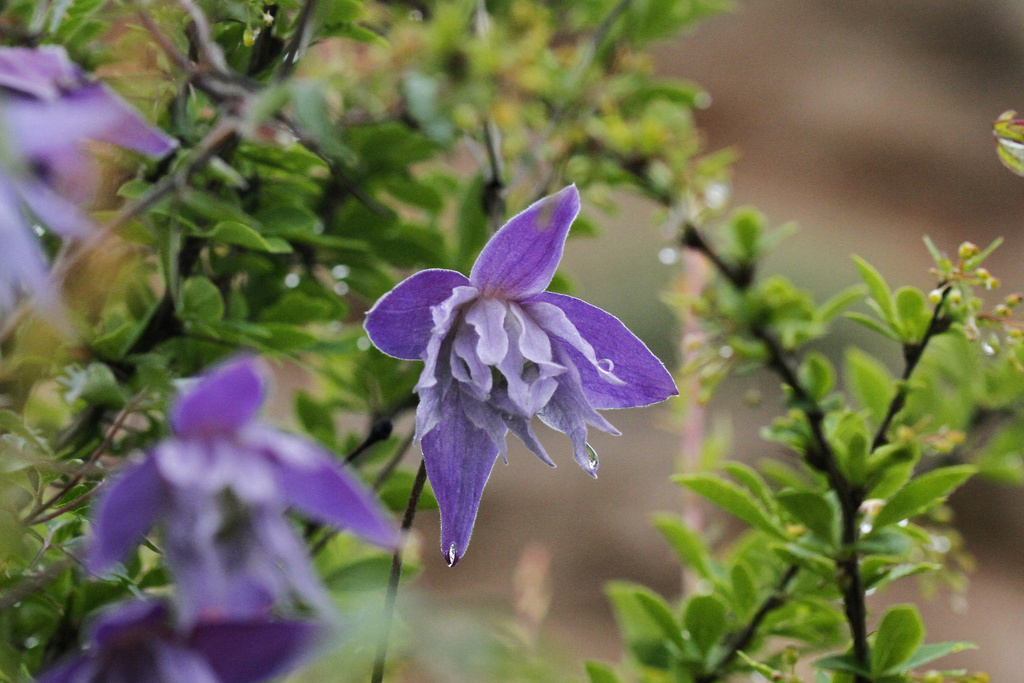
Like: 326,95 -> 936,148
364,185 -> 679,565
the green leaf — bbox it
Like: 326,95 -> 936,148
844,312 -> 901,341
606,581 -> 674,669
776,490 -> 836,543
845,348 -> 895,425
634,589 -> 687,653
673,473 -> 786,538
180,276 -> 225,321
872,604 -> 924,674
721,462 -> 776,512
873,465 -> 976,528
853,255 -> 895,324
584,661 -> 622,683
900,641 -> 976,671
203,221 -> 292,253
684,594 -> 727,654
651,513 -> 713,579
798,352 -> 835,402
295,391 -> 336,446
817,284 -> 867,321
894,287 -> 929,343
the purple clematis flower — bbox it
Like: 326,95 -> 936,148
87,357 -> 400,623
364,185 -> 678,565
0,45 -> 176,315
36,599 -> 323,683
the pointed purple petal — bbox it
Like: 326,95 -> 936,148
5,85 -> 176,160
88,456 -> 166,574
469,185 -> 580,299
269,439 -> 401,550
529,292 -> 678,409
190,619 -> 324,683
365,269 -> 472,360
171,357 -> 266,437
421,389 -> 501,566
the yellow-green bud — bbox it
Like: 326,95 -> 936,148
959,241 -> 980,260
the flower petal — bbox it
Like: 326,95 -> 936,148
365,269 -> 472,360
153,644 -> 222,683
190,619 -> 324,683
34,656 -> 92,683
171,357 -> 266,437
529,292 -> 678,409
87,455 -> 166,574
421,389 -> 501,566
268,437 -> 401,550
537,351 -> 619,477
0,46 -> 81,101
464,297 -> 508,366
5,85 -> 177,160
469,185 -> 580,299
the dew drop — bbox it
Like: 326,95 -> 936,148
331,264 -> 350,279
32,225 -> 44,236
585,443 -> 599,470
334,281 -> 349,296
284,273 -> 300,288
658,247 -> 679,265
446,544 -> 459,567
597,358 -> 615,373
859,521 -> 873,535
356,336 -> 372,351
982,342 -> 996,356
718,345 -> 734,359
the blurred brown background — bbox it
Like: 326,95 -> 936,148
413,1 -> 1024,680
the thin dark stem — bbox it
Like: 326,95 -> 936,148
345,419 -> 395,465
372,431 -> 416,491
681,223 -> 870,682
370,459 -> 427,683
871,284 -> 951,451
696,565 -> 800,683
25,400 -> 137,524
278,0 -> 319,81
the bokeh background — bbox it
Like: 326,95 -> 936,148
407,1 -> 1024,679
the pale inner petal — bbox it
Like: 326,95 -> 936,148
524,301 -> 626,386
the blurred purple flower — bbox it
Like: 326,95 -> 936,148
0,45 -> 176,315
87,357 -> 400,623
364,185 -> 678,565
37,599 -> 322,683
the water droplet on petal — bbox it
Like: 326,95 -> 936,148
446,544 -> 459,567
597,358 -> 615,373
585,443 -> 599,471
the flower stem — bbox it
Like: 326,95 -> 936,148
370,458 -> 427,683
